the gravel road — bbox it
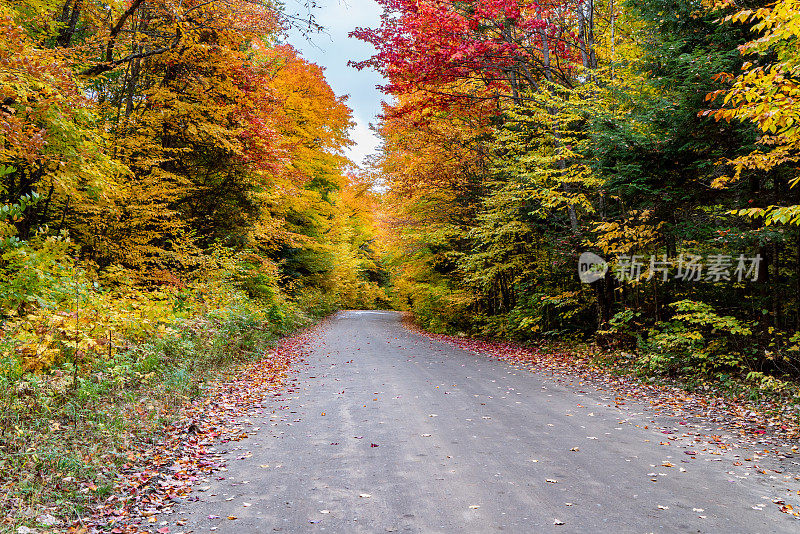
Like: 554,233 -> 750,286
171,310 -> 800,533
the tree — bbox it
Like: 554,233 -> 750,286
709,0 -> 800,226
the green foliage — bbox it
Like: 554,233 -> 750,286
638,300 -> 754,376
508,289 -> 596,339
0,232 -> 75,312
596,309 -> 643,349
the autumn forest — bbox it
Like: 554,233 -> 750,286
3,0 -> 800,528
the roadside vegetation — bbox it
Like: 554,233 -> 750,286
1,254 -> 311,528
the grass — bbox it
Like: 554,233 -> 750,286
0,304 -> 314,533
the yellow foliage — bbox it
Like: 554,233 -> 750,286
592,210 -> 663,256
708,0 -> 800,193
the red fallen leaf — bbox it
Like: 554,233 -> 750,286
371,443 -> 379,447
158,527 -> 170,533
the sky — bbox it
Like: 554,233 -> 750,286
284,0 -> 387,168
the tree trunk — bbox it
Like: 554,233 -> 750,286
796,230 -> 800,329
582,0 -> 597,70
57,0 -> 83,47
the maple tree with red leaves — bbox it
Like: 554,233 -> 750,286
351,0 -> 594,110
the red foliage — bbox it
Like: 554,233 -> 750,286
350,0 -> 580,109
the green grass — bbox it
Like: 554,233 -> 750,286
0,304 -> 315,533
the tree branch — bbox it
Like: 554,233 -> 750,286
80,37 -> 179,76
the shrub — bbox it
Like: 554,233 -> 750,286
638,300 -> 753,377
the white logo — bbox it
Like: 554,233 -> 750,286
578,252 -> 608,283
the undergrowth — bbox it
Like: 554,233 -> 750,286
0,245 -> 340,531
0,302 -> 316,531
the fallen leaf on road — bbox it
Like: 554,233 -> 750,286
37,514 -> 58,526
657,505 -> 669,510
359,493 -> 371,498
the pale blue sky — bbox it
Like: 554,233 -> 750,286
284,0 -> 386,167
